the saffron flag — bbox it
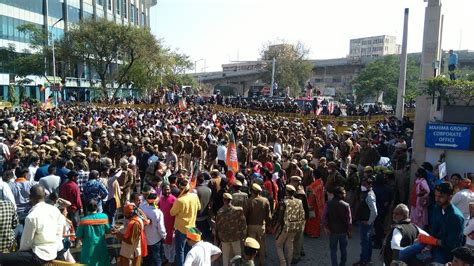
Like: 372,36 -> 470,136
225,132 -> 239,180
189,161 -> 199,191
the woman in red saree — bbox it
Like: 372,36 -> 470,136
304,173 -> 325,238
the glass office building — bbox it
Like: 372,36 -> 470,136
0,0 -> 157,102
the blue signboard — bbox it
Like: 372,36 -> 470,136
425,123 -> 474,150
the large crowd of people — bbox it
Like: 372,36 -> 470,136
0,101 -> 472,266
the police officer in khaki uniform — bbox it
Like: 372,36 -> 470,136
289,176 -> 309,263
230,237 -> 260,266
231,179 -> 248,209
216,193 -> 247,266
272,185 -> 306,266
245,183 -> 271,266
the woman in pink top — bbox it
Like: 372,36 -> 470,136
159,184 -> 177,265
410,168 -> 430,228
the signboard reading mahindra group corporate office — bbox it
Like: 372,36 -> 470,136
425,123 -> 474,151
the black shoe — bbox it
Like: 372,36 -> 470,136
301,251 -> 305,257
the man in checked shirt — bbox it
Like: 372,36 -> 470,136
0,199 -> 18,253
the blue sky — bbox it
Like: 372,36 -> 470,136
150,0 -> 473,72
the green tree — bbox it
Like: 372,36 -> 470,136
68,19 -> 158,98
352,55 -> 420,105
7,84 -> 16,104
260,41 -> 313,97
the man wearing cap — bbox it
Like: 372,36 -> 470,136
345,164 -> 360,214
231,179 -> 248,209
230,237 -> 260,266
340,131 -> 354,175
289,175 -> 310,263
182,135 -> 194,171
392,142 -> 408,204
353,173 -> 377,266
170,178 -> 201,266
245,183 -> 271,266
118,158 -> 134,202
326,162 -> 346,200
272,184 -> 305,266
358,138 -> 380,175
183,227 -> 221,266
216,192 -> 247,266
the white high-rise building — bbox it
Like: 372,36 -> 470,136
0,0 -> 157,101
349,35 -> 400,59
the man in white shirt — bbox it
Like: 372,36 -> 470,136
0,184 -> 63,265
0,174 -> 16,207
27,157 -> 40,182
451,179 -> 474,221
274,138 -> 283,161
141,193 -> 167,266
217,140 -> 227,173
382,203 -> 427,265
184,227 -> 221,266
38,165 -> 61,196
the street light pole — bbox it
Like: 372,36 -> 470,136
194,59 -> 204,74
51,17 -> 63,106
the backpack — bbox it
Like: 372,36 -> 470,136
283,198 -> 304,233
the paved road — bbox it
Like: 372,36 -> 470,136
264,228 -> 383,266
72,227 -> 384,266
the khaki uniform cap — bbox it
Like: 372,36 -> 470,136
223,193 -> 232,200
251,183 -> 262,192
233,179 -> 243,187
286,184 -> 296,192
364,166 -> 374,172
244,237 -> 260,249
290,176 -> 302,182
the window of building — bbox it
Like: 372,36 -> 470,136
123,0 -> 127,18
315,78 -> 323,83
141,12 -> 145,26
0,0 -> 43,15
116,0 -> 121,15
97,0 -> 103,6
130,4 -> 134,22
134,6 -> 138,25
29,86 -> 37,99
108,0 -> 112,10
332,76 -> 341,83
68,6 -> 80,23
48,0 -> 63,19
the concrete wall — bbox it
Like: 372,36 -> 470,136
424,148 -> 474,177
